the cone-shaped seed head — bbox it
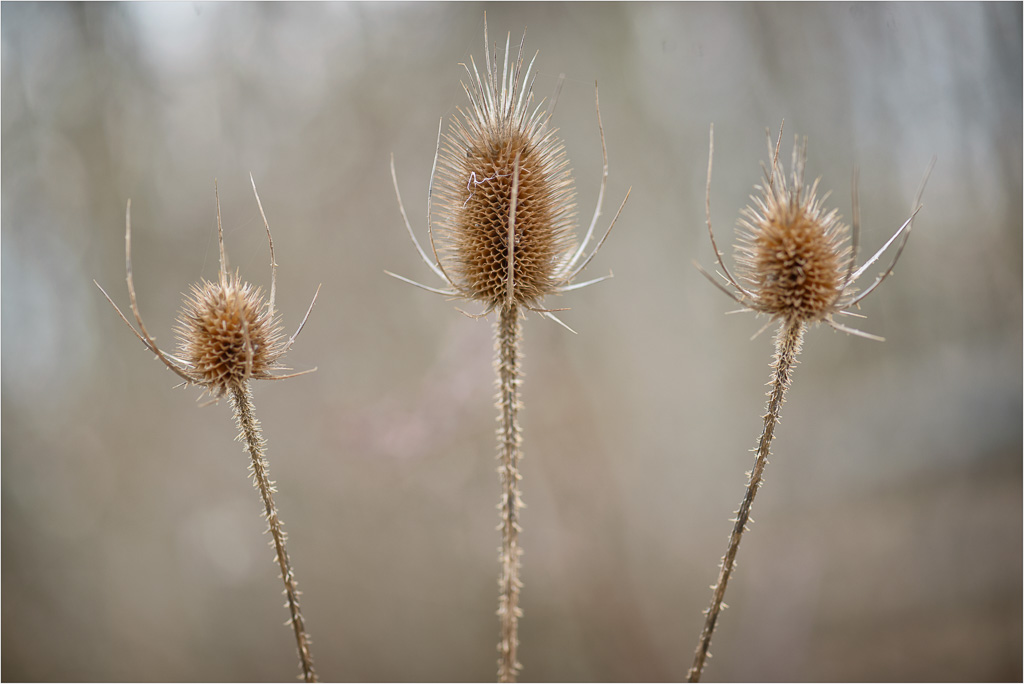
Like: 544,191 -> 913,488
736,140 -> 851,325
175,274 -> 285,397
434,28 -> 577,311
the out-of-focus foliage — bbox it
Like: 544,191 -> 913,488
2,3 -> 1020,681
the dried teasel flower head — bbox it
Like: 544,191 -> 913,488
698,123 -> 931,340
735,134 -> 851,325
388,14 -> 630,331
96,178 -> 320,403
174,273 -> 286,399
433,27 -> 576,311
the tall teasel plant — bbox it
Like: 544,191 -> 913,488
95,179 -> 322,682
388,17 -> 629,681
687,124 -> 933,682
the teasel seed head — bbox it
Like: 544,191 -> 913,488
735,137 -> 850,325
698,123 -> 931,340
389,14 -> 630,330
95,177 -> 320,403
432,30 -> 578,312
174,273 -> 287,399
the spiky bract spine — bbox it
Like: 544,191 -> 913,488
175,274 -> 286,399
495,304 -> 524,682
735,141 -> 851,325
687,319 -> 804,682
433,33 -> 577,311
230,384 -> 317,682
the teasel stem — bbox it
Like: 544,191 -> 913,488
229,384 -> 318,683
495,303 -> 524,682
687,317 -> 805,682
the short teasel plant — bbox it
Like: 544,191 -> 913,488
388,16 -> 629,682
687,124 -> 933,682
95,179 -> 322,682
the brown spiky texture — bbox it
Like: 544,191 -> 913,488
95,180 -> 320,682
388,16 -> 629,329
697,124 -> 928,341
735,142 -> 850,325
175,274 -> 287,400
433,49 -> 578,312
688,126 -> 932,682
95,182 -> 320,403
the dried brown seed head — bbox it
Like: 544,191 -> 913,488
433,27 -> 577,311
699,124 -> 929,341
95,178 -> 319,403
175,274 -> 286,398
735,138 -> 851,325
389,16 -> 628,331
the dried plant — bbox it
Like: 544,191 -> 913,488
95,179 -> 321,682
388,16 -> 628,682
687,124 -> 933,682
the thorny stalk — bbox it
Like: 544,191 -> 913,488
687,317 -> 804,682
496,304 -> 524,682
230,384 -> 317,683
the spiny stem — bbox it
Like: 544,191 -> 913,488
687,318 -> 805,682
230,384 -> 318,683
496,304 -> 524,682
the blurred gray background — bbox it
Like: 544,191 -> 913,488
2,2 -> 1021,681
